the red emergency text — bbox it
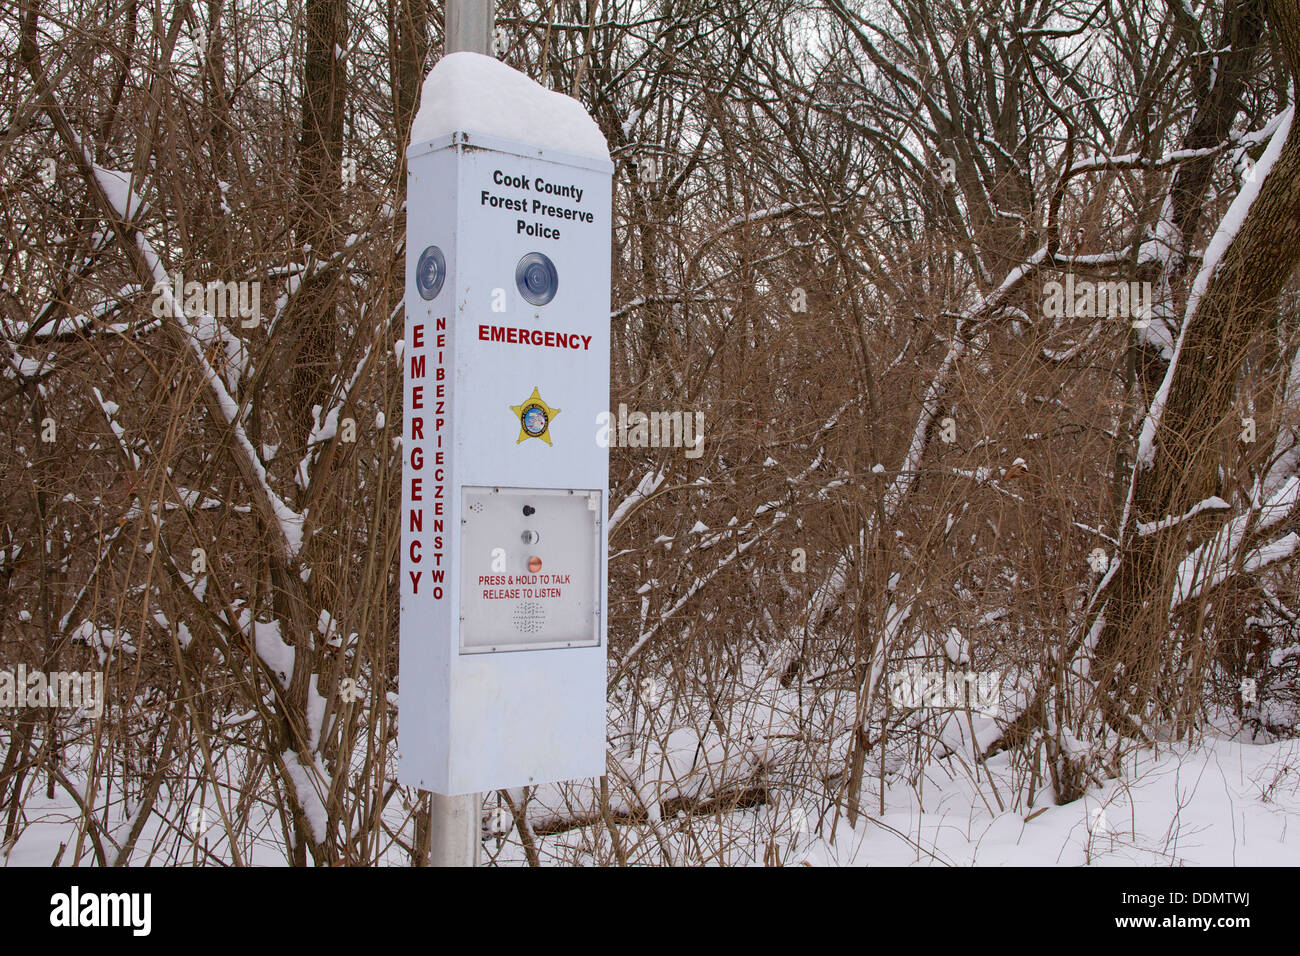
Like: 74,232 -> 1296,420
407,319 -> 447,599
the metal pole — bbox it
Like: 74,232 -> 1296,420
430,790 -> 481,866
426,0 -> 494,867
446,0 -> 495,56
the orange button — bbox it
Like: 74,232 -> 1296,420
528,556 -> 542,573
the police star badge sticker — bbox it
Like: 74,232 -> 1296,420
510,387 -> 560,445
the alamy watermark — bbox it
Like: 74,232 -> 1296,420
151,272 -> 262,328
0,665 -> 104,719
596,404 -> 705,458
889,665 -> 1000,718
1043,274 -> 1152,328
50,886 -> 150,936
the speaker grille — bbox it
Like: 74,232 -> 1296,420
513,602 -> 545,635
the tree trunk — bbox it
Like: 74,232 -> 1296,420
284,0 -> 349,454
1094,0 -> 1300,734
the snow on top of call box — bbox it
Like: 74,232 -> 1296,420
410,52 -> 610,161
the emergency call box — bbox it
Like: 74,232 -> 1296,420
397,52 -> 612,796
460,487 -> 601,653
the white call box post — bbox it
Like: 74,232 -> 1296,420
398,52 -> 612,796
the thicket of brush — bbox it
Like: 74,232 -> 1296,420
2,0 -> 1299,865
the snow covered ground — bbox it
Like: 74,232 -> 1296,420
482,730 -> 1300,866
797,734 -> 1299,867
4,726 -> 1295,866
